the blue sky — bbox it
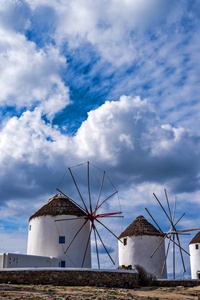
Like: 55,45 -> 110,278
0,0 -> 200,275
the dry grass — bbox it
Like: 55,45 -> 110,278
0,284 -> 200,299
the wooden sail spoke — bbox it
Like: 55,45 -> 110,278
95,226 -> 115,265
153,193 -> 174,226
96,191 -> 118,211
94,170 -> 105,215
95,212 -> 123,218
145,208 -> 163,233
81,226 -> 93,268
56,188 -> 87,214
176,233 -> 186,273
172,196 -> 176,224
87,161 -> 92,214
161,233 -> 171,275
64,219 -> 88,254
95,218 -> 122,242
93,227 -> 100,269
165,189 -> 172,221
150,234 -> 167,258
68,167 -> 89,214
174,213 -> 185,226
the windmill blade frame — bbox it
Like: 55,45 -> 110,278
148,189 -> 198,279
56,161 -> 123,269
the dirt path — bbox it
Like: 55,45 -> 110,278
0,284 -> 200,299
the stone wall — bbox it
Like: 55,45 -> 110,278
0,268 -> 138,288
155,279 -> 200,287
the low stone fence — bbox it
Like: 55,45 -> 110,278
155,279 -> 200,287
0,268 -> 138,288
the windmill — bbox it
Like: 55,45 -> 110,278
145,189 -> 200,279
56,161 -> 123,269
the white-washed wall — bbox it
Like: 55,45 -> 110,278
27,215 -> 91,268
118,235 -> 167,279
189,243 -> 200,279
0,253 -> 60,268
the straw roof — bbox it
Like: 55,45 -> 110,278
119,215 -> 162,238
189,231 -> 200,245
29,194 -> 86,221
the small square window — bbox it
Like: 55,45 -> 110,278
59,236 -> 65,244
123,238 -> 127,246
29,225 -> 31,231
196,244 -> 199,250
61,261 -> 65,267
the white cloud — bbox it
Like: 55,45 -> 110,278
74,95 -> 151,160
0,109 -> 72,166
24,0 -> 189,66
0,95 -> 199,201
0,26 -> 69,117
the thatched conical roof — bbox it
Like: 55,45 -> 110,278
119,215 -> 162,238
29,194 -> 86,221
189,231 -> 200,245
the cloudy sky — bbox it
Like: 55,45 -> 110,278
0,0 -> 200,276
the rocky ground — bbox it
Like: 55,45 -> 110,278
0,284 -> 200,299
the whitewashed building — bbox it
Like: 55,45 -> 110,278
27,194 -> 91,268
0,253 -> 60,268
189,231 -> 200,279
118,215 -> 167,279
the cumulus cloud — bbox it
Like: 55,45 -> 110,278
0,95 -> 199,208
0,23 -> 69,118
74,96 -> 200,193
0,108 -> 72,167
74,96 -> 152,159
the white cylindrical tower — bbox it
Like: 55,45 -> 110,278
27,194 -> 91,268
118,215 -> 167,279
189,231 -> 200,279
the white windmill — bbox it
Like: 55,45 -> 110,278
118,215 -> 167,279
27,193 -> 91,267
27,162 -> 123,268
